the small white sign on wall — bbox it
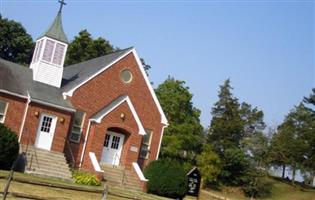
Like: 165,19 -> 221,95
130,146 -> 138,152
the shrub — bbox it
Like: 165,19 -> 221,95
0,123 -> 19,170
196,145 -> 221,187
72,170 -> 101,186
144,159 -> 187,199
242,170 -> 272,198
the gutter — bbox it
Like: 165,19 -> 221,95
18,92 -> 31,142
0,89 -> 75,113
79,120 -> 92,168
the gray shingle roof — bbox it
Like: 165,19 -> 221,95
61,47 -> 133,92
0,58 -> 74,111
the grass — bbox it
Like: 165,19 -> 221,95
0,170 -> 170,200
197,176 -> 315,200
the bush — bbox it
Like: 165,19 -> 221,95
144,159 -> 187,199
72,170 -> 101,186
196,145 -> 221,187
219,147 -> 250,185
242,170 -> 272,198
0,123 -> 19,170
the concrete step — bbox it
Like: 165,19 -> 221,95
101,164 -> 142,191
21,145 -> 73,182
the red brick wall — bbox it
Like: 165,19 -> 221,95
68,52 -> 164,171
81,102 -> 142,170
0,93 -> 27,135
20,102 -> 72,153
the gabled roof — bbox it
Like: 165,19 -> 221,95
62,47 -> 133,91
0,58 -> 74,111
39,11 -> 68,43
90,95 -> 146,135
62,47 -> 168,125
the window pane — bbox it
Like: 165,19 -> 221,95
42,40 -> 55,62
70,133 -> 80,142
72,126 -> 81,133
0,100 -> 7,113
73,111 -> 85,127
35,40 -> 43,62
143,130 -> 152,145
52,43 -> 65,65
140,144 -> 149,159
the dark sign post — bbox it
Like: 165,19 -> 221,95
186,167 -> 201,197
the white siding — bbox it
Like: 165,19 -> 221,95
35,62 -> 63,87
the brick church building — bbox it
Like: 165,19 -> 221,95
0,5 -> 167,191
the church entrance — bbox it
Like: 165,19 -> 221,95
35,113 -> 57,151
100,131 -> 125,166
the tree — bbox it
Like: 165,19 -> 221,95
196,145 -> 221,186
271,103 -> 312,185
208,79 -> 244,153
0,15 -> 34,65
0,123 -> 19,170
304,88 -> 315,106
65,29 -> 114,65
208,79 -> 266,186
155,77 -> 204,165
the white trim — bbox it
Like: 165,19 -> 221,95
90,95 -> 146,135
89,152 -> 104,172
19,92 -> 31,142
0,89 -> 28,99
30,98 -> 75,112
132,162 -> 148,182
63,50 -> 131,97
0,89 -> 75,113
0,100 -> 9,124
79,120 -> 91,168
156,125 -> 166,160
62,48 -> 168,125
131,49 -> 168,125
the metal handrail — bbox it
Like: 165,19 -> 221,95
112,153 -> 126,185
25,128 -> 39,171
65,139 -> 75,168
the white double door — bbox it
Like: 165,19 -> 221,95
35,113 -> 57,151
101,131 -> 125,166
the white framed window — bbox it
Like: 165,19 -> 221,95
69,110 -> 85,143
139,129 -> 153,159
0,100 -> 8,123
42,39 -> 65,66
43,39 -> 55,62
52,43 -> 65,65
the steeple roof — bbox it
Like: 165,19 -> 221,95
39,11 -> 68,43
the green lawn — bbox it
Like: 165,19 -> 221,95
197,177 -> 315,200
0,170 -> 169,200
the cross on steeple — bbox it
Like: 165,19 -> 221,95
58,0 -> 66,13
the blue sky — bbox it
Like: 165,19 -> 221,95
1,0 -> 314,128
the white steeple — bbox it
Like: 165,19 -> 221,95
30,3 -> 68,88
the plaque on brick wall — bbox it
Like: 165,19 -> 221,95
186,167 -> 201,196
130,146 -> 138,152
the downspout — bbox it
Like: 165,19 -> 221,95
156,125 -> 166,160
79,119 -> 91,168
19,92 -> 31,142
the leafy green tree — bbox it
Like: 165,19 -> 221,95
272,103 -> 312,185
196,145 -> 221,186
65,29 -> 114,65
155,77 -> 203,165
0,15 -> 34,65
219,147 -> 250,185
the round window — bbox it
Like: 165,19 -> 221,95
120,69 -> 133,83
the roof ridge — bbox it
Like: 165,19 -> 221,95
65,47 -> 133,68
